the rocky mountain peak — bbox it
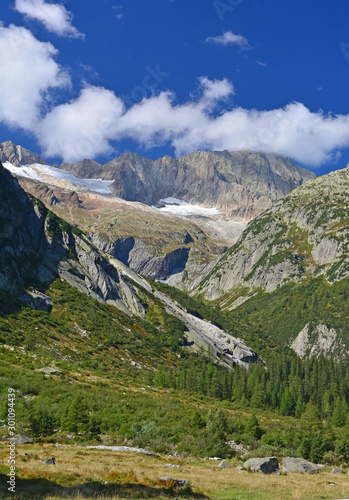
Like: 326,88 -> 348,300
0,140 -> 48,167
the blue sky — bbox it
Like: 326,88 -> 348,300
1,0 -> 349,174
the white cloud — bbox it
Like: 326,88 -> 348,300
1,27 -> 349,166
37,85 -> 124,161
205,31 -> 249,47
14,0 -> 84,38
0,24 -> 70,129
37,77 -> 349,166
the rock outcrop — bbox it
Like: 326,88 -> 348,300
109,257 -> 261,368
9,434 -> 33,445
0,161 -> 143,315
282,457 -> 318,474
244,457 -> 279,474
0,141 -> 48,167
290,323 -> 347,360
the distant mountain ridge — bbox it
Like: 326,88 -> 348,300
0,141 -> 316,221
0,141 -> 316,288
60,149 -> 316,220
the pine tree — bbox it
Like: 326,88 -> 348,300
300,402 -> 322,434
295,392 -> 306,418
246,414 -> 264,439
279,386 -> 293,416
62,397 -> 88,434
332,397 -> 348,427
87,416 -> 101,440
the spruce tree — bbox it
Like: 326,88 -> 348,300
87,416 -> 101,440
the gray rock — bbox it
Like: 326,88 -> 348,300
87,445 -> 160,456
282,457 -> 318,474
331,467 -> 342,474
235,465 -> 245,470
39,367 -> 61,376
44,457 -> 55,465
218,460 -> 232,469
9,434 -> 33,445
244,457 -> 279,474
160,477 -> 188,487
0,141 -> 48,167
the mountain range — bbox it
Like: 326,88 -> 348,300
1,140 -> 348,362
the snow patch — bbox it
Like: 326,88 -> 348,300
153,197 -> 220,216
3,162 -> 43,181
3,162 -> 114,194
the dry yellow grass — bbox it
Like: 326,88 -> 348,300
1,443 -> 349,499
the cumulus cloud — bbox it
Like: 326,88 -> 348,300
37,77 -> 349,166
37,85 -> 124,161
14,0 -> 84,38
0,24 -> 70,129
205,31 -> 249,47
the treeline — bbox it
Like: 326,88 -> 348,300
151,355 -> 349,425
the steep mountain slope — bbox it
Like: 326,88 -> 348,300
60,149 -> 316,220
197,164 -> 349,359
0,161 -> 259,368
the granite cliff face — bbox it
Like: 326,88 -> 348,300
61,149 -> 315,220
0,140 -> 48,167
199,164 -> 349,301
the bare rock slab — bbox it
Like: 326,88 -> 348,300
244,457 -> 279,474
282,457 -> 318,474
9,434 -> 33,445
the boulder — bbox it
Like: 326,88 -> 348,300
44,457 -> 55,465
39,367 -> 61,376
218,460 -> 232,469
244,457 -> 279,474
9,434 -> 33,445
282,457 -> 318,474
331,467 -> 342,474
160,477 -> 188,486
